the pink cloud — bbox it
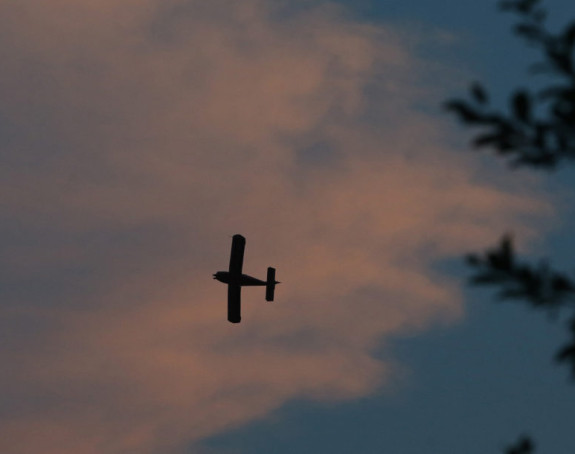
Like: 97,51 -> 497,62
0,1 -> 560,453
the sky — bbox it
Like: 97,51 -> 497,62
0,1 -> 574,453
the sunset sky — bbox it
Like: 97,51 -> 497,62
1,1 -> 574,453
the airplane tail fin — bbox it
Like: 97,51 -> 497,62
266,267 -> 278,301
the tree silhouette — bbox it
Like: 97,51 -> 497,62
445,0 -> 575,170
444,1 -> 575,452
465,234 -> 575,377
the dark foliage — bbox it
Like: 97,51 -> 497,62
444,0 -> 575,170
444,2 -> 575,452
466,234 -> 575,378
506,436 -> 535,454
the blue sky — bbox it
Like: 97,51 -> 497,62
0,1 -> 574,453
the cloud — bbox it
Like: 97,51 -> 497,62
0,1 -> 558,453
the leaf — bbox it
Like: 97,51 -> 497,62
556,133 -> 569,152
443,100 -> 482,123
506,436 -> 535,454
552,103 -> 571,121
555,342 -> 575,363
465,254 -> 481,266
470,271 -> 508,285
511,90 -> 532,123
551,274 -> 575,293
548,49 -> 573,74
499,0 -> 539,13
563,22 -> 575,48
500,234 -> 514,269
472,133 -> 503,148
531,122 -> 550,149
514,22 -> 543,41
499,0 -> 541,14
470,82 -> 488,104
537,84 -> 571,100
520,0 -> 541,14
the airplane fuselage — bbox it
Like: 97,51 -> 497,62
213,271 -> 267,286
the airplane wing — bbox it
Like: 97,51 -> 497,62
229,234 -> 246,278
228,283 -> 241,323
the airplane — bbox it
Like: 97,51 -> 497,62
213,234 -> 280,323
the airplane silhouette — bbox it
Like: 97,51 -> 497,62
213,234 -> 279,323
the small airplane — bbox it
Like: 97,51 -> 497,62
213,234 -> 279,323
